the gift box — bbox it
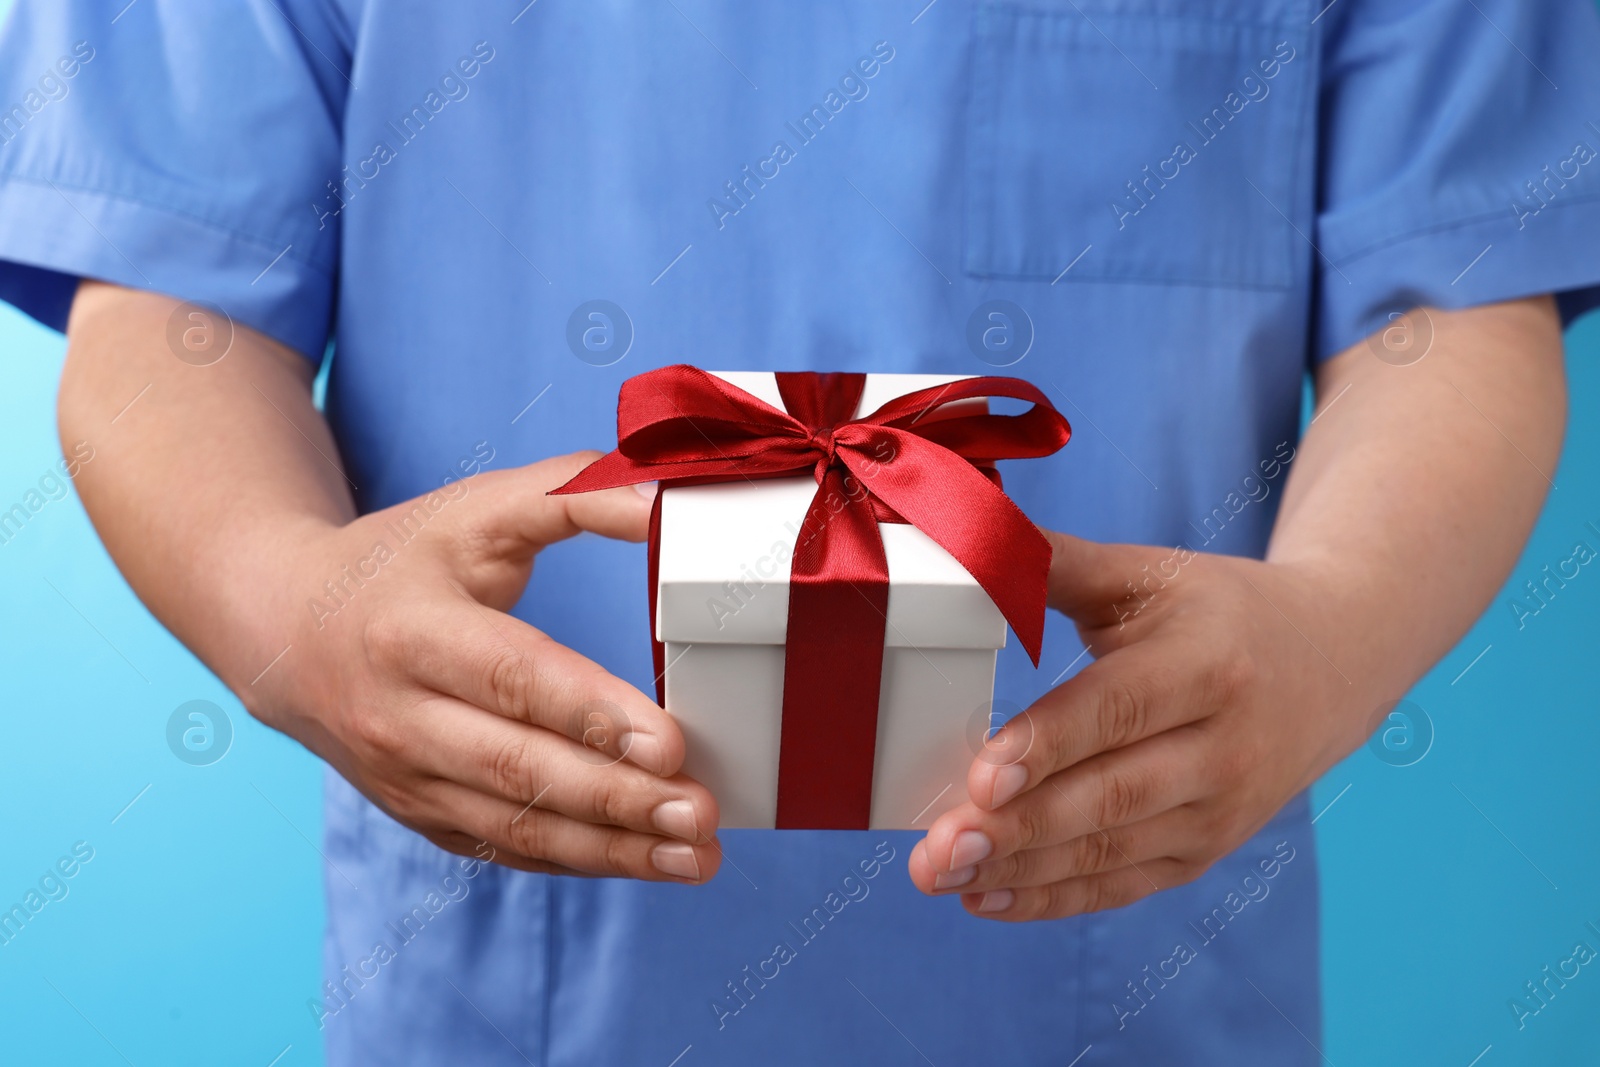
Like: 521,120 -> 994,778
553,365 -> 1070,830
657,372 -> 1007,829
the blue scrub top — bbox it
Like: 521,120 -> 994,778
4,1 -> 1600,1064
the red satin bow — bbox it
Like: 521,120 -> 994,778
552,365 -> 1071,828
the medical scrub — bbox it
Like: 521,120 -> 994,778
3,0 -> 1600,1063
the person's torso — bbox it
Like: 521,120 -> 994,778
314,3 -> 1324,1063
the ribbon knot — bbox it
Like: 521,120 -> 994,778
807,427 -> 839,476
552,365 -> 1071,829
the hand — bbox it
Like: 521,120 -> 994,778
908,530 -> 1373,919
242,452 -> 722,883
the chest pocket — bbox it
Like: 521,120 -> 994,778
964,4 -> 1309,289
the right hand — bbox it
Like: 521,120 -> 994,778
240,451 -> 721,883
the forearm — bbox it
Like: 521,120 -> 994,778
914,295 -> 1570,918
1268,295 -> 1566,702
58,281 -> 353,693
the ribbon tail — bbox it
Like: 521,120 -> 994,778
647,488 -> 666,706
775,469 -> 889,830
845,430 -> 1053,665
549,450 -> 658,495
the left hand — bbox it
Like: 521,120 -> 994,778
908,529 -> 1374,920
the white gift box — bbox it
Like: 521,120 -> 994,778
656,372 -> 1007,830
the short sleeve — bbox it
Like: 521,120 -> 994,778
0,0 -> 350,359
1314,0 -> 1600,361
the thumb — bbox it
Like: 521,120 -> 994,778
1039,527 -> 1159,623
479,450 -> 653,548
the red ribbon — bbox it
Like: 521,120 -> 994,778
551,365 -> 1071,829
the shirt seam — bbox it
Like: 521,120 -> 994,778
990,4 -> 1306,33
0,170 -> 335,277
541,877 -> 555,1066
1328,189 -> 1600,269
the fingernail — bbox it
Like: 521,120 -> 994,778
977,889 -> 1014,913
934,865 -> 976,890
652,799 -> 699,841
948,830 -> 993,870
633,481 -> 659,499
651,842 -> 700,880
622,731 -> 664,775
989,765 -> 1028,808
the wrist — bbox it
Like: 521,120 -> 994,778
189,513 -> 352,706
1270,553 -> 1429,722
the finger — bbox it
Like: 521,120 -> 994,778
378,597 -> 685,777
960,859 -> 1203,921
403,695 -> 718,842
1040,528 -> 1156,621
483,450 -> 653,546
928,726 -> 1209,872
966,642 -> 1229,812
910,807 -> 1200,895
420,829 -> 595,879
417,779 -> 722,883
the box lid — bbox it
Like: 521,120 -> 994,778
655,371 -> 1008,650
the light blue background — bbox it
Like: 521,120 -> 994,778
1,5 -> 1597,1062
